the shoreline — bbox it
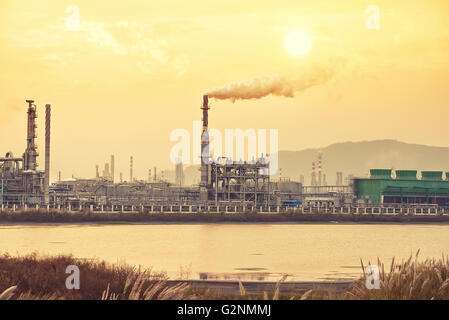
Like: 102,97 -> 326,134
168,279 -> 353,296
2,210 -> 449,225
2,219 -> 449,227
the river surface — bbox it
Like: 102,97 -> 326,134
1,223 -> 449,281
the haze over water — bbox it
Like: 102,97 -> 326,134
1,223 -> 449,281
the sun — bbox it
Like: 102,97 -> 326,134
284,30 -> 312,56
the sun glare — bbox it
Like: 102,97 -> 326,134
284,30 -> 312,56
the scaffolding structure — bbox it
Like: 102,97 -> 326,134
210,159 -> 271,205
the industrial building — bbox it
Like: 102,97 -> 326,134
199,95 -> 275,206
354,169 -> 449,206
45,95 -> 299,210
0,100 -> 50,206
4,98 -> 449,214
21,95 -> 277,210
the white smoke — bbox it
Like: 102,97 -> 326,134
206,60 -> 342,102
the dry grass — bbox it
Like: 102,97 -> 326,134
342,250 -> 449,300
101,272 -> 191,300
0,286 -> 59,300
0,252 -> 183,300
235,251 -> 449,300
2,251 -> 449,300
0,253 -> 316,300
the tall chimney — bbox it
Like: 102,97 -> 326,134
311,161 -> 316,186
317,152 -> 322,187
200,95 -> 210,201
44,104 -> 51,205
130,156 -> 133,183
104,163 -> 110,178
23,100 -> 38,171
110,154 -> 115,183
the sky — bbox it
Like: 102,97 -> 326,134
0,0 -> 448,181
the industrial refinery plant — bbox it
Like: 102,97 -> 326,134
2,98 -> 449,215
0,100 -> 50,206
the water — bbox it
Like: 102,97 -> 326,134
1,223 -> 449,281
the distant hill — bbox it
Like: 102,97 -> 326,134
278,139 -> 449,185
164,140 -> 449,186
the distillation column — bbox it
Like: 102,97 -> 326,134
200,95 -> 210,201
44,104 -> 51,205
23,100 -> 39,171
110,154 -> 115,183
130,156 -> 133,183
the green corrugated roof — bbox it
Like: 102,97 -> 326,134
421,171 -> 443,180
370,169 -> 392,179
395,170 -> 417,180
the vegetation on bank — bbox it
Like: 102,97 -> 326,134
0,253 -> 189,300
1,252 -> 449,300
341,251 -> 449,300
1,209 -> 449,223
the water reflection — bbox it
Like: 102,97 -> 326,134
1,223 -> 449,281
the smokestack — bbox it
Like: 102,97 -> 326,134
44,104 -> 51,205
175,160 -> 184,187
336,171 -> 343,186
23,100 -> 38,171
200,95 -> 210,201
202,95 -> 209,127
110,155 -> 115,183
58,171 -> 61,182
154,166 -> 157,181
318,152 -> 322,187
120,172 -> 123,183
104,163 -> 110,178
311,161 -> 316,186
96,165 -> 99,178
130,156 -> 133,183
148,169 -> 152,183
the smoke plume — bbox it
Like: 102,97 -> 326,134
206,61 -> 341,102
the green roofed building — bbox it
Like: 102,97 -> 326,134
353,169 -> 449,206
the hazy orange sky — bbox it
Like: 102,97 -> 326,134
1,0 -> 448,181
